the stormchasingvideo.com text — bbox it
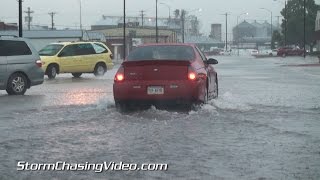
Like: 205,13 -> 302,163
17,161 -> 168,172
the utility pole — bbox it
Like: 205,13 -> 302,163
79,0 -> 82,30
224,13 -> 229,52
181,10 -> 186,43
284,0 -> 287,47
24,7 -> 34,30
48,12 -> 57,30
123,0 -> 126,59
303,0 -> 306,58
156,0 -> 159,43
140,10 -> 145,27
18,0 -> 23,37
275,15 -> 281,29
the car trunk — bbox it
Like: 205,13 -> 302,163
122,60 -> 190,81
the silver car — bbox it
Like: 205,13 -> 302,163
0,36 -> 44,95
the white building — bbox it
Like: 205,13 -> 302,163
0,30 -> 105,50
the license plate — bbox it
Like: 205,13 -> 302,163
147,86 -> 164,95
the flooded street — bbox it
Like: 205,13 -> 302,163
1,56 -> 320,179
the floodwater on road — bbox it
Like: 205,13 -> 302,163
0,56 -> 319,180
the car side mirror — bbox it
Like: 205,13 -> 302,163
206,58 -> 218,65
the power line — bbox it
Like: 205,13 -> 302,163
24,7 -> 34,30
48,12 -> 57,30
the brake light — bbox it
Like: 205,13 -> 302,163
188,72 -> 196,80
35,60 -> 42,68
114,66 -> 125,82
188,67 -> 197,80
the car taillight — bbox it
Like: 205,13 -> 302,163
35,60 -> 42,68
114,66 -> 125,82
188,67 -> 197,81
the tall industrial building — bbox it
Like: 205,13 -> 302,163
210,24 -> 222,42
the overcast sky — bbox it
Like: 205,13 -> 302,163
0,0 -> 305,35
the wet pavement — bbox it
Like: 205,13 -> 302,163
0,56 -> 320,180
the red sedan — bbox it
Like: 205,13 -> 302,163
113,43 -> 219,111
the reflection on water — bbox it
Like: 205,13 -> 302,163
62,90 -> 106,105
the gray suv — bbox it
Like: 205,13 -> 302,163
0,36 -> 44,95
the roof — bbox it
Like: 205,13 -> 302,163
185,36 -> 222,44
0,30 -> 83,38
96,28 -> 175,37
94,16 -> 170,27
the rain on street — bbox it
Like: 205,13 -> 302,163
1,56 -> 320,179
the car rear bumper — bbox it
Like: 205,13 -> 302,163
113,80 -> 204,103
29,68 -> 45,87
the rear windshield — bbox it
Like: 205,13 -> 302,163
127,45 -> 195,61
0,40 -> 32,56
39,44 -> 64,56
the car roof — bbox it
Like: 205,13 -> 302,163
50,41 -> 103,46
138,43 -> 196,48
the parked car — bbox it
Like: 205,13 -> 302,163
39,41 -> 114,79
113,43 -> 219,111
250,49 -> 259,56
259,49 -> 278,56
0,36 -> 44,95
277,47 -> 305,57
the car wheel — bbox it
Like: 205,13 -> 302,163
94,63 -> 106,77
47,64 -> 58,79
72,73 -> 82,78
115,100 -> 128,113
282,53 -> 287,58
6,73 -> 28,95
203,81 -> 208,103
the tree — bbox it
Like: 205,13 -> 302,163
280,0 -> 319,49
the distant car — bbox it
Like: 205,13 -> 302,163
277,47 -> 305,57
0,36 -> 44,95
39,41 -> 114,79
250,49 -> 259,56
113,43 -> 219,111
219,50 -> 231,56
259,49 -> 278,56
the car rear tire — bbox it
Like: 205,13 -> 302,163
72,73 -> 82,78
47,64 -> 58,79
115,100 -> 129,113
6,73 -> 28,95
94,63 -> 106,77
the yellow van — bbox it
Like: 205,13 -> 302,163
39,41 -> 114,79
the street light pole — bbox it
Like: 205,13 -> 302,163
18,0 -> 23,37
160,3 -> 171,20
260,8 -> 273,49
156,0 -> 159,43
237,13 -> 248,56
